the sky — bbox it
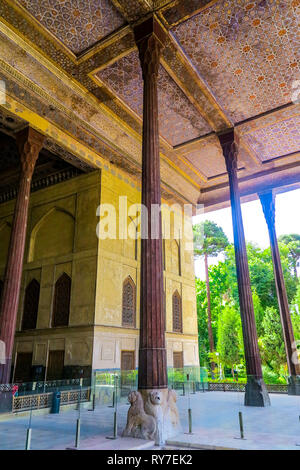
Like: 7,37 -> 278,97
193,188 -> 300,280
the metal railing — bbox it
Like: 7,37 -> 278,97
207,382 -> 288,394
265,384 -> 288,394
12,388 -> 91,413
13,392 -> 53,412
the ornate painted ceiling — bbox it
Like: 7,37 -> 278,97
96,50 -> 212,147
17,0 -> 126,54
0,0 -> 299,209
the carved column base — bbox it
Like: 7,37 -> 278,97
245,376 -> 271,407
122,388 -> 180,445
288,376 -> 300,395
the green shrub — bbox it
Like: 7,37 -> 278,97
262,365 -> 287,384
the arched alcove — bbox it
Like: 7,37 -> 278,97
28,207 -> 75,262
52,272 -> 71,327
22,279 -> 40,331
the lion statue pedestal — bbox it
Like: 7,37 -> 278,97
122,388 -> 180,445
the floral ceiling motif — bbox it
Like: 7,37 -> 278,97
96,50 -> 212,147
172,0 -> 300,122
16,0 -> 126,54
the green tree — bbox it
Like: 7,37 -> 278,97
277,243 -> 298,302
193,221 -> 229,361
195,262 -> 231,369
225,242 -> 297,311
260,306 -> 286,370
217,304 -> 242,378
291,280 -> 300,340
278,234 -> 300,278
195,278 -> 210,365
195,237 -> 299,378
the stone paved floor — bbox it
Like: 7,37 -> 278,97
0,391 -> 299,450
0,400 -> 130,450
170,391 -> 300,450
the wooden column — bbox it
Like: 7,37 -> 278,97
218,130 -> 270,406
0,127 -> 44,384
259,191 -> 300,394
134,17 -> 167,390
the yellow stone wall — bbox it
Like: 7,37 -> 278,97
93,168 -> 199,371
0,167 -> 199,378
0,172 -> 101,377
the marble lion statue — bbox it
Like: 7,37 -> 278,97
144,390 -> 164,445
122,391 -> 156,440
166,389 -> 180,429
146,389 -> 180,441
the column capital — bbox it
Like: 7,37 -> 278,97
217,129 -> 238,174
133,16 -> 166,80
259,191 -> 276,228
218,129 -> 238,171
16,127 -> 45,178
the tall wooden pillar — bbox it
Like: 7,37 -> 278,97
0,127 -> 44,384
134,17 -> 167,390
218,130 -> 270,406
259,191 -> 300,395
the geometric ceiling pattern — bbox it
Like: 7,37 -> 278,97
242,115 -> 300,161
16,0 -> 125,54
161,0 -> 213,27
0,0 -> 299,207
96,50 -> 212,147
172,0 -> 300,122
179,135 -> 228,179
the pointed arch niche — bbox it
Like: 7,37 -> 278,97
52,272 -> 71,327
172,290 -> 182,333
28,207 -> 75,263
122,276 -> 136,328
22,279 -> 40,330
